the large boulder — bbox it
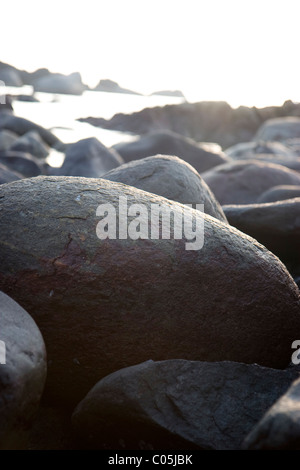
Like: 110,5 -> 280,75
223,199 -> 300,278
202,160 -> 300,205
103,155 -> 227,222
0,151 -> 44,178
0,176 -> 299,407
0,113 -> 61,148
33,72 -> 85,95
0,163 -> 22,184
254,117 -> 300,142
243,376 -> 300,450
113,130 -> 229,173
10,131 -> 49,159
258,185 -> 300,203
0,291 -> 47,449
72,360 -> 299,450
53,137 -> 124,178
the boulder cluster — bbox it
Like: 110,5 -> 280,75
1,87 -> 300,449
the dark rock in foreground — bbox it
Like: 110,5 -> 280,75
243,376 -> 300,449
0,291 -> 47,449
113,130 -> 229,173
223,199 -> 300,278
202,160 -> 300,205
52,137 -> 124,178
28,405 -> 75,450
103,154 -> 227,222
258,185 -> 300,203
72,360 -> 299,450
0,176 -> 299,407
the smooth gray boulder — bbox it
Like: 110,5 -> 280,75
0,291 -> 47,449
0,176 -> 299,407
258,185 -> 300,203
10,131 -> 49,159
103,154 -> 227,222
53,137 -> 124,178
113,130 -> 229,173
254,117 -> 300,142
243,376 -> 300,450
72,360 -> 299,450
202,160 -> 300,205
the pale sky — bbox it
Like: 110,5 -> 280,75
1,0 -> 300,106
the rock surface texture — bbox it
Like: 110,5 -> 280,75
72,359 -> 299,450
0,176 -> 299,407
103,155 -> 227,222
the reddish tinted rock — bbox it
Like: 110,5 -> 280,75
0,176 -> 299,407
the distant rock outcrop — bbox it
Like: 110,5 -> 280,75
93,79 -> 142,95
0,68 -> 23,87
33,72 -> 85,95
0,61 -> 87,96
150,90 -> 185,99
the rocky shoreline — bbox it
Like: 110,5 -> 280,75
79,100 -> 300,149
1,64 -> 300,450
